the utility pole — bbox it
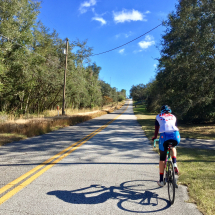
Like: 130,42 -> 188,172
62,38 -> 69,115
116,88 -> 118,105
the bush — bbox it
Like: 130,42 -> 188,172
118,95 -> 125,102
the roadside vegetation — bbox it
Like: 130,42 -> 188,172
0,101 -> 125,146
133,104 -> 215,215
0,0 -> 126,118
130,0 -> 215,124
130,2 -> 215,212
0,1 -> 127,146
130,3 -> 215,212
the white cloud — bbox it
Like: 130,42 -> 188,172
115,31 -> 133,39
119,49 -> 125,54
92,17 -> 107,25
145,11 -> 151,14
145,35 -> 154,41
138,41 -> 155,49
133,49 -> 144,54
113,9 -> 146,23
125,31 -> 133,38
79,0 -> 97,14
138,35 -> 155,49
115,34 -> 121,39
153,64 -> 157,67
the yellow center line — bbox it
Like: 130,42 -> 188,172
0,120 -> 111,195
0,102 -> 129,205
0,107 -> 123,196
0,128 -> 99,195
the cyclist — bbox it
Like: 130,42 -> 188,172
152,105 -> 180,187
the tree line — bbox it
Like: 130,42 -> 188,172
0,0 -> 126,115
130,0 -> 215,123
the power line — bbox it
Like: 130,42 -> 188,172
0,22 -> 163,61
91,23 -> 163,56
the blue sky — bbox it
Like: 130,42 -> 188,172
38,0 -> 179,97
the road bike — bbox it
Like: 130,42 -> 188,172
154,139 -> 177,205
164,144 -> 176,205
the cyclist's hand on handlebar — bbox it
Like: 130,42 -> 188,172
152,136 -> 157,141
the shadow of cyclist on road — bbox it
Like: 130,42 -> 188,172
47,180 -> 170,213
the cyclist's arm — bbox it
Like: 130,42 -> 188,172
152,120 -> 159,140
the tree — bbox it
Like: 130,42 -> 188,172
130,84 -> 147,102
145,0 -> 215,123
0,1 -> 124,115
0,0 -> 40,113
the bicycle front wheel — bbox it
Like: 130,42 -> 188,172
167,161 -> 175,205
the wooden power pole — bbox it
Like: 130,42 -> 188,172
62,38 -> 69,115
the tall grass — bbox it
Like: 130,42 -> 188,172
0,102 -> 125,146
0,103 -> 117,122
0,112 -> 106,137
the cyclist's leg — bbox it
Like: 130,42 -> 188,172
159,151 -> 166,174
158,133 -> 167,186
171,147 -> 179,174
167,131 -> 180,174
172,147 -> 177,157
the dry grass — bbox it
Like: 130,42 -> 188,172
133,104 -> 215,215
0,102 -> 125,146
178,124 -> 215,140
1,103 -> 117,122
0,133 -> 27,146
43,106 -> 102,117
133,104 -> 215,140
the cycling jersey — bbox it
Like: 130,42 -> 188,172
155,113 -> 179,133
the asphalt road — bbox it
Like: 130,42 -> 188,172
0,100 -> 202,215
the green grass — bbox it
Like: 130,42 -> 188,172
177,148 -> 215,215
133,105 -> 156,140
133,104 -> 215,215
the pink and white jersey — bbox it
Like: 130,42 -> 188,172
156,113 -> 179,133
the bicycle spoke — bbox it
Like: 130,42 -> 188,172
167,161 -> 175,205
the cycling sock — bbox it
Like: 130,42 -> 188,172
172,156 -> 176,164
160,173 -> 164,182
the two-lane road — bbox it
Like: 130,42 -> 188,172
0,100 -> 201,214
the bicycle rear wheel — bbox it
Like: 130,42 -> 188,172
167,161 -> 175,204
163,167 -> 167,186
